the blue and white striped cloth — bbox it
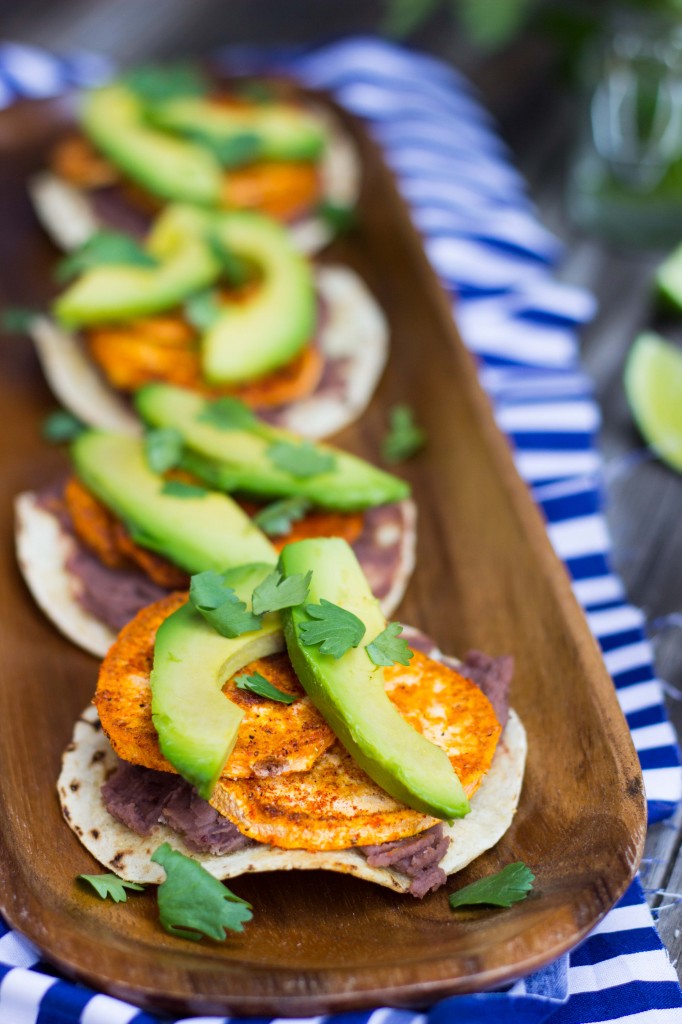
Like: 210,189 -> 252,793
1,35 -> 681,1024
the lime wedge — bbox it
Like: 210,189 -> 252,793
656,243 -> 682,311
624,331 -> 682,472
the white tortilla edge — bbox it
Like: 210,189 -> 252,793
59,703 -> 526,893
15,491 -> 117,658
28,265 -> 387,441
14,491 -> 415,660
29,106 -> 360,257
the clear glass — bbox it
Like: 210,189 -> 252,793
569,7 -> 682,247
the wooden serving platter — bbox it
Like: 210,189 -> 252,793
0,93 -> 646,1017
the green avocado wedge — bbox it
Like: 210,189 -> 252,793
71,431 -> 276,573
151,563 -> 284,798
135,383 -> 410,511
200,210 -> 316,384
279,538 -> 470,820
54,205 -> 222,326
81,84 -> 224,205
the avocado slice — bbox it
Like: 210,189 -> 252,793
81,84 -> 224,205
136,383 -> 410,511
279,538 -> 470,820
148,97 -> 327,164
151,562 -> 283,797
200,210 -> 316,384
54,205 -> 222,326
71,431 -> 276,573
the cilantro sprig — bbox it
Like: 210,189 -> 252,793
42,409 -> 86,443
152,843 -> 252,940
253,496 -> 310,538
145,427 -> 183,474
197,395 -> 260,433
235,671 -> 296,704
184,289 -> 223,331
161,479 -> 209,499
208,234 -> 251,287
317,200 -> 357,235
298,599 -> 366,659
2,306 -> 37,333
188,129 -> 264,168
267,440 -> 336,479
124,63 -> 208,105
366,622 -> 414,668
55,231 -> 158,284
382,404 -> 426,464
78,873 -> 145,903
252,569 -> 311,615
448,863 -> 535,910
189,570 -> 262,638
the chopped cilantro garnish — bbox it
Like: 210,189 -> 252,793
267,440 -> 336,479
123,63 -> 208,104
189,129 -> 263,168
235,80 -> 277,105
78,873 -> 145,903
366,622 -> 414,668
189,570 -> 262,637
161,480 -> 209,499
252,496 -> 311,538
298,599 -> 366,659
234,671 -> 296,704
208,234 -> 251,287
2,306 -> 37,333
42,409 -> 86,443
448,863 -> 535,910
151,843 -> 252,940
317,200 -> 357,234
252,569 -> 311,615
184,289 -> 223,331
196,395 -> 259,432
382,404 -> 426,464
55,231 -> 158,284
144,427 -> 184,474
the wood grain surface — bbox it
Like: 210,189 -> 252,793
0,96 -> 647,1016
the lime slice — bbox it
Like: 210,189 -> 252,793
624,331 -> 682,472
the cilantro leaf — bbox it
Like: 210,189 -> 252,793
235,80 -> 277,104
252,569 -> 311,615
448,863 -> 535,910
2,306 -> 37,332
184,289 -> 223,331
55,231 -> 158,284
188,129 -> 264,168
267,440 -> 336,479
235,671 -> 296,704
366,622 -> 414,668
161,480 -> 209,499
382,404 -> 426,464
151,843 -> 252,941
197,396 -> 259,432
208,234 -> 251,287
252,496 -> 310,537
42,409 -> 86,443
124,63 -> 208,104
78,873 -> 145,903
189,570 -> 262,637
144,427 -> 183,474
317,200 -> 357,234
298,599 -> 366,659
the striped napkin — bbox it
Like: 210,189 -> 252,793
1,35 -> 681,1024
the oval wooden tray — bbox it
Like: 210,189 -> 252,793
0,93 -> 646,1017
